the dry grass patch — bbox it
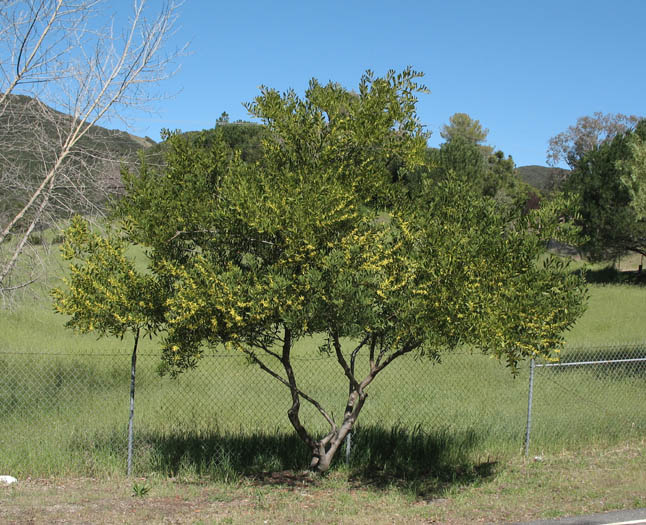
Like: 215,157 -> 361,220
1,440 -> 645,524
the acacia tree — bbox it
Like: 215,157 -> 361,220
59,69 -> 587,472
0,0 -> 184,295
51,216 -> 163,475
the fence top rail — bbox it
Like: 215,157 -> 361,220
536,357 -> 646,368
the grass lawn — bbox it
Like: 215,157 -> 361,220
1,254 -> 646,522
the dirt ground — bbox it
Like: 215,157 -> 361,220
2,443 -> 646,525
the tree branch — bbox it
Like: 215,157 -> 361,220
240,331 -> 338,452
0,0 -> 185,289
332,331 -> 363,392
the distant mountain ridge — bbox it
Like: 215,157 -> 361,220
515,165 -> 569,194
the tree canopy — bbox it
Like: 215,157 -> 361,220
430,114 -> 529,207
564,120 -> 646,260
547,112 -> 641,169
54,68 -> 587,472
440,112 -> 489,145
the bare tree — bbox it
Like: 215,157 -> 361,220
0,0 -> 185,295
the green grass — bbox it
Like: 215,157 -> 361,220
0,334 -> 644,481
1,258 -> 646,482
566,283 -> 646,345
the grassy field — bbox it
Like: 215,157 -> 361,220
1,253 -> 646,522
1,276 -> 645,471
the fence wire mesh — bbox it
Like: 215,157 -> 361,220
525,345 -> 646,455
0,343 -> 644,476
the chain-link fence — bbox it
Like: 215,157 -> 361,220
0,343 -> 644,476
524,344 -> 646,456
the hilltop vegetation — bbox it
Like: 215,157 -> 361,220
515,165 -> 569,194
0,94 -> 561,231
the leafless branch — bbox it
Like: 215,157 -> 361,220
0,0 -> 187,293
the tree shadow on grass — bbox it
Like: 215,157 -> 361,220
576,265 -> 646,286
142,428 -> 312,480
347,425 -> 497,498
127,423 -> 497,498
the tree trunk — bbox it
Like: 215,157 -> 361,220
309,389 -> 368,473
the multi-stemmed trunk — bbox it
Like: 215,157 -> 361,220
245,326 -> 416,473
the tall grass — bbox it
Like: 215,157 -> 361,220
1,258 -> 646,480
1,342 -> 644,479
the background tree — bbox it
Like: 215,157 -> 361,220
212,119 -> 267,164
142,117 -> 268,170
0,0 -> 185,295
620,124 -> 646,220
430,113 -> 529,206
547,112 -> 641,169
440,112 -> 489,146
60,69 -> 587,473
564,120 -> 646,260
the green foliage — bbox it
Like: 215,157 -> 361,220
215,120 -> 267,164
440,112 -> 489,145
429,113 -> 534,208
425,136 -> 530,208
547,112 -> 641,169
139,120 -> 267,186
131,481 -> 151,497
619,121 -> 646,221
564,120 -> 646,260
51,216 -> 163,338
58,68 -> 587,471
430,137 -> 488,186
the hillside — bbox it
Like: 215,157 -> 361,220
1,95 -> 574,226
0,94 -> 155,162
0,94 -> 155,225
516,164 -> 569,194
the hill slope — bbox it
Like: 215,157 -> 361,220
516,165 -> 569,194
0,94 -> 155,225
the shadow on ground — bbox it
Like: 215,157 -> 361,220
576,265 -> 646,286
128,424 -> 497,497
346,425 -> 497,497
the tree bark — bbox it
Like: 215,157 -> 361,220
247,326 -> 418,473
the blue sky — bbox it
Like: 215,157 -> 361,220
123,0 -> 645,167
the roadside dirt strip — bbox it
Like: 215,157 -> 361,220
516,508 -> 646,525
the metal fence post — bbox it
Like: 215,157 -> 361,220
127,329 -> 140,476
524,358 -> 535,457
